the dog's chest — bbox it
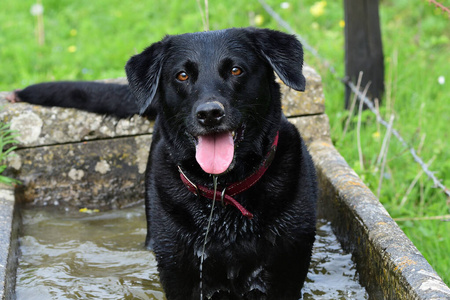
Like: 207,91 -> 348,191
195,210 -> 271,262
197,218 -> 270,297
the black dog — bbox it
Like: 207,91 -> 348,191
8,28 -> 317,300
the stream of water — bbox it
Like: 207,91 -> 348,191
16,205 -> 368,299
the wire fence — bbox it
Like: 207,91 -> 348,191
258,0 -> 450,199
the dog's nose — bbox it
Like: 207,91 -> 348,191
196,101 -> 225,127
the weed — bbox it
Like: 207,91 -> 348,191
0,122 -> 19,185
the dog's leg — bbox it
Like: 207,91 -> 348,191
7,81 -> 140,118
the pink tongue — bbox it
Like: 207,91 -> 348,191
195,131 -> 234,174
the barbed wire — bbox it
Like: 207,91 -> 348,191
427,0 -> 450,18
345,80 -> 450,198
258,0 -> 450,198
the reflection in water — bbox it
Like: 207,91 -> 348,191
16,206 -> 367,299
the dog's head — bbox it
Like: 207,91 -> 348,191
126,28 -> 306,175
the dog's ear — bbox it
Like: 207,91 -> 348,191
246,28 -> 306,92
125,38 -> 168,114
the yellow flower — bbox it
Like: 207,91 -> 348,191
68,45 -> 77,53
339,20 -> 345,28
310,1 -> 327,17
254,14 -> 264,26
372,131 -> 381,141
70,29 -> 78,37
79,207 -> 100,213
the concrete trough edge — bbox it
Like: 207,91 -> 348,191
0,186 -> 18,300
309,140 -> 450,300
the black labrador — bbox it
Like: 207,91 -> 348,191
8,27 -> 317,300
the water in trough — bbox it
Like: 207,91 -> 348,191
16,204 -> 368,299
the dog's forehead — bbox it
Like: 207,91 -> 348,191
166,30 -> 256,63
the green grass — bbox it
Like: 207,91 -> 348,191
1,0 -> 449,285
0,122 -> 19,185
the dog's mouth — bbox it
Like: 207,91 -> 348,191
194,126 -> 244,175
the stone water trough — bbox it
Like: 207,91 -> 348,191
1,67 -> 449,299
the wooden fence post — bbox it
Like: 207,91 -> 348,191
344,0 -> 384,109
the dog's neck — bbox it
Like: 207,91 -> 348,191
178,131 -> 279,219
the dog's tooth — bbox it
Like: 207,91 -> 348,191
232,131 -> 235,137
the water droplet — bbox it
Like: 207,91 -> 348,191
199,175 -> 218,300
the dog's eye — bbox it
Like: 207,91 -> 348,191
176,72 -> 189,81
231,67 -> 243,76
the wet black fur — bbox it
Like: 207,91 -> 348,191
16,81 -> 139,118
13,28 -> 317,300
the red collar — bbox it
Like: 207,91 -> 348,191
178,131 -> 279,220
